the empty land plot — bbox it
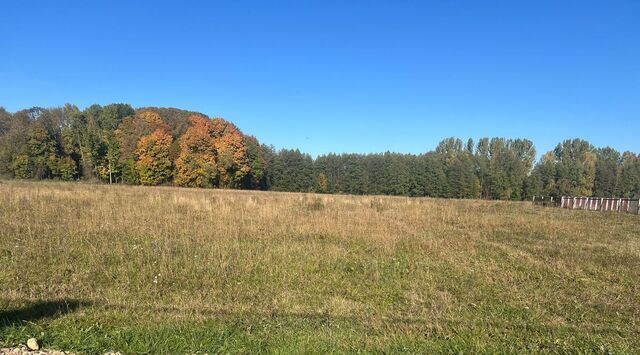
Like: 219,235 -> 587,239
1,181 -> 639,353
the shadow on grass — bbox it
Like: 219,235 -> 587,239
0,299 -> 91,329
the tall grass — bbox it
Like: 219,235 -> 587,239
1,181 -> 639,353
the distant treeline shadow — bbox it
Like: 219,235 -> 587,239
0,299 -> 91,329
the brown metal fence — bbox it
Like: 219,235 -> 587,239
558,196 -> 640,214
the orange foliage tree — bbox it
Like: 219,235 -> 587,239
209,119 -> 250,188
116,110 -> 171,183
174,115 -> 262,189
135,128 -> 174,185
174,116 -> 217,187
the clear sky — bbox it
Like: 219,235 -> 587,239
1,0 -> 638,157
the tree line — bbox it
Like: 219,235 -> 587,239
1,104 -> 638,200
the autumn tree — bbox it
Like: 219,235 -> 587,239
173,115 -> 256,189
116,110 -> 169,184
174,115 -> 217,187
209,119 -> 251,188
135,128 -> 174,185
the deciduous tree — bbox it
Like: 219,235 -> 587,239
174,116 -> 217,187
135,128 -> 174,186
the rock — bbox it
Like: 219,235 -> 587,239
26,338 -> 40,350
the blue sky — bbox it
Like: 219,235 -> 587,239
1,0 -> 638,157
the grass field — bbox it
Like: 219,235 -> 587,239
1,181 -> 639,353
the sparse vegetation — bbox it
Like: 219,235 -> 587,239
1,181 -> 639,353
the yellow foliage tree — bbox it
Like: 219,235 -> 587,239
135,128 -> 173,186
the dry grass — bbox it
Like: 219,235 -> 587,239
1,181 -> 639,353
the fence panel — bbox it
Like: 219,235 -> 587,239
556,196 -> 640,215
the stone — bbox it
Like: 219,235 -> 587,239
26,338 -> 40,351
